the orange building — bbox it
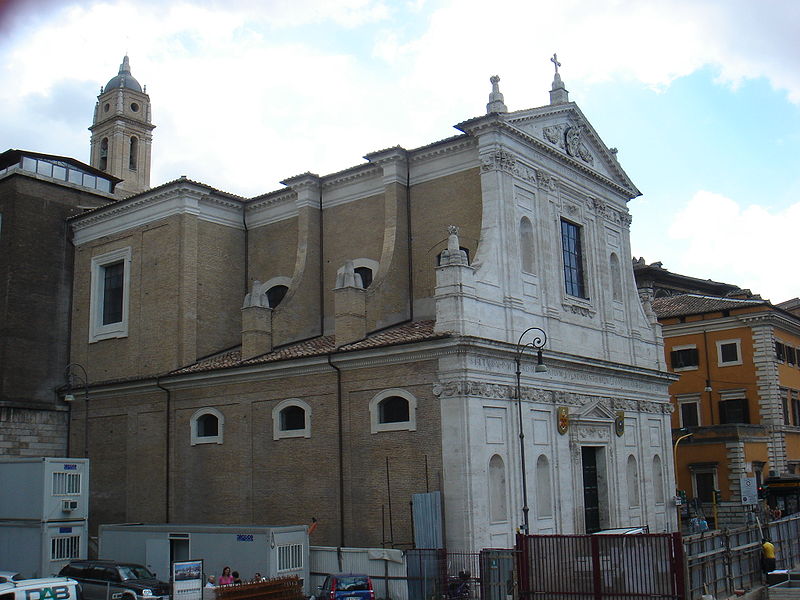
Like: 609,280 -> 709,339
636,260 -> 800,527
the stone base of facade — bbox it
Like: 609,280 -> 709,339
0,406 -> 69,457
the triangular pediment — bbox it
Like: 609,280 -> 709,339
504,103 -> 640,198
574,398 -> 616,421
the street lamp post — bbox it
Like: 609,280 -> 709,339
514,326 -> 548,535
673,430 -> 693,532
64,363 -> 89,457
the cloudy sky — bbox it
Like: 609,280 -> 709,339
2,0 -> 799,302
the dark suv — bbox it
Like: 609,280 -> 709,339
58,561 -> 170,600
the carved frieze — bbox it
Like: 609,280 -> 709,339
480,149 -> 537,184
432,380 -> 672,413
561,301 -> 596,318
541,123 -> 595,166
534,169 -> 556,191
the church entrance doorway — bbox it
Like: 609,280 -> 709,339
581,446 -> 607,533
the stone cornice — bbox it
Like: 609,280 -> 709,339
71,181 -> 245,244
431,379 -> 671,414
457,107 -> 639,199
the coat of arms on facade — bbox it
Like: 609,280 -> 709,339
557,406 -> 569,435
614,410 -> 625,437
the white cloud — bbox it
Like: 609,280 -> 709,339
664,190 -> 800,302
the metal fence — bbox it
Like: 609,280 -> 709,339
683,512 -> 800,599
516,533 -> 686,600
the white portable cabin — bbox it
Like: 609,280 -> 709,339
0,457 -> 90,578
99,523 -> 309,591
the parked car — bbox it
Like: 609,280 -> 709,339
314,574 -> 374,600
0,572 -> 23,584
58,561 -> 170,600
0,577 -> 81,600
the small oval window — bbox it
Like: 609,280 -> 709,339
130,102 -> 139,112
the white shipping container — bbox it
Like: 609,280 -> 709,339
0,520 -> 88,578
0,457 -> 89,522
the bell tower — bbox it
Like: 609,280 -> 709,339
89,56 -> 155,196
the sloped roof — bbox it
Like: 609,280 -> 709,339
652,294 -> 767,319
170,320 -> 446,375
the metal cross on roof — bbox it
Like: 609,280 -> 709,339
551,53 -> 561,74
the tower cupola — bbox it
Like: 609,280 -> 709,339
89,55 -> 154,196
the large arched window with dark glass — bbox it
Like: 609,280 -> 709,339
266,285 -> 288,308
129,136 -> 138,171
99,138 -> 109,171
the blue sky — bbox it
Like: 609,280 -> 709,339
1,0 -> 799,302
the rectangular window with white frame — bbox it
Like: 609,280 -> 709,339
670,345 -> 699,371
560,219 -> 586,298
51,535 -> 81,560
677,395 -> 701,427
276,543 -> 303,572
89,247 -> 131,342
690,466 -> 717,503
716,339 -> 742,367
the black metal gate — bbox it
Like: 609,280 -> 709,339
516,533 -> 686,600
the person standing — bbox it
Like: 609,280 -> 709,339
762,539 -> 776,574
219,567 -> 234,585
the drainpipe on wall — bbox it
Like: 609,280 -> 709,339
327,354 -> 345,547
156,375 -> 171,523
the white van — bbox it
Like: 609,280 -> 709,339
0,577 -> 81,600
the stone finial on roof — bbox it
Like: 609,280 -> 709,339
335,260 -> 363,289
486,75 -> 508,114
549,53 -> 569,105
439,225 -> 469,266
242,280 -> 269,308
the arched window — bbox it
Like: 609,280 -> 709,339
354,267 -> 373,289
627,455 -> 640,507
379,396 -> 409,423
536,455 -> 553,517
266,285 -> 288,308
129,137 -> 138,171
369,389 -> 417,433
489,455 -> 507,522
610,252 -> 622,301
520,217 -> 535,273
653,455 -> 665,504
99,138 -> 109,171
272,399 -> 311,439
190,407 -> 224,445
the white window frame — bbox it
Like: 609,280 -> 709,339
272,399 -> 311,440
369,389 -> 417,433
717,338 -> 742,367
52,472 -> 82,496
671,344 -> 699,372
677,394 -> 701,427
89,247 -> 131,342
51,534 -> 81,561
690,466 -> 718,500
190,407 -> 224,446
276,543 -> 304,572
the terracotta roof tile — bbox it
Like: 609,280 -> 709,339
652,294 -> 767,319
170,320 -> 446,375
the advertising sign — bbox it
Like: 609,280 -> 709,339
173,560 -> 203,600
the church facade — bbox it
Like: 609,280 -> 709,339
67,64 -> 676,550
